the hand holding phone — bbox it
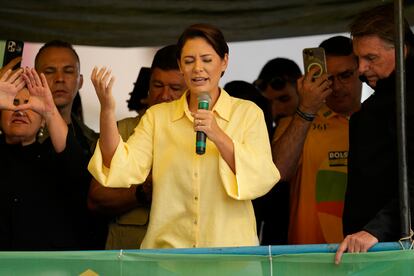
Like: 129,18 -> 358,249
1,40 -> 24,71
302,47 -> 327,79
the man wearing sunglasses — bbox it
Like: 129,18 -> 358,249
254,58 -> 302,136
272,36 -> 362,245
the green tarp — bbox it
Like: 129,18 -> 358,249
0,247 -> 413,275
1,0 -> 413,47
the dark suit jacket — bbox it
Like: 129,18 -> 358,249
343,54 -> 414,241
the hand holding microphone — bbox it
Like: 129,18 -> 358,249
195,92 -> 211,155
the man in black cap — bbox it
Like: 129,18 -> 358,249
254,58 -> 302,136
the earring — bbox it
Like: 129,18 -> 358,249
37,127 -> 44,138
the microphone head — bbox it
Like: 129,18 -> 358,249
197,92 -> 211,110
197,92 -> 211,104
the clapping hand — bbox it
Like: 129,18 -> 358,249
0,69 -> 25,110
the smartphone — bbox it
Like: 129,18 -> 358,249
302,47 -> 327,79
0,40 -> 24,70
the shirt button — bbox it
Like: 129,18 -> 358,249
194,196 -> 198,201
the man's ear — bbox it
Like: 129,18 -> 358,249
78,74 -> 84,90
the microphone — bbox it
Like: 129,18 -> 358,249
196,92 -> 211,155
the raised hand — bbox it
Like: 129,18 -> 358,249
297,66 -> 332,114
0,68 -> 25,110
22,68 -> 56,119
91,66 -> 116,111
91,67 -> 119,167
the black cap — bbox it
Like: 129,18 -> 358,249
254,58 -> 302,91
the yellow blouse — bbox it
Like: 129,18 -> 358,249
88,89 -> 280,249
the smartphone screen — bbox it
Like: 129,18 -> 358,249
0,40 -> 24,70
303,47 -> 327,79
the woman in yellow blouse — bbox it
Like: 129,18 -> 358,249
88,23 -> 280,249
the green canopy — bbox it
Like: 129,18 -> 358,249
1,0 -> 413,47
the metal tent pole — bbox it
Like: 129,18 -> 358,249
394,0 -> 412,245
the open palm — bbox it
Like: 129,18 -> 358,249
0,69 -> 25,110
23,68 -> 55,117
91,66 -> 116,111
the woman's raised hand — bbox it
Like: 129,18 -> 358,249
0,68 -> 25,110
23,67 -> 56,119
91,67 -> 119,167
91,66 -> 116,111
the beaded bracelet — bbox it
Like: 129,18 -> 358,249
296,107 -> 316,122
